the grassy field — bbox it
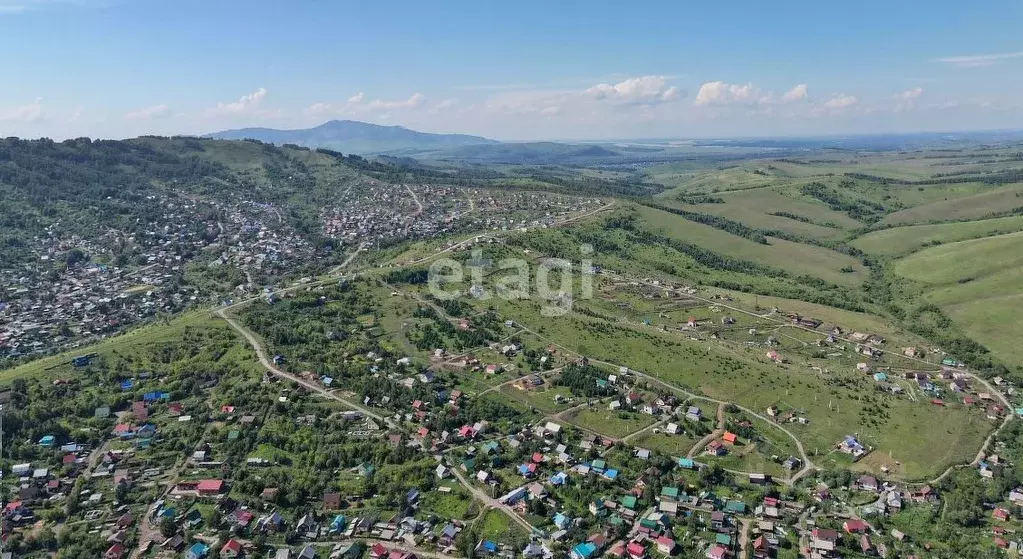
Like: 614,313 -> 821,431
478,509 -> 529,545
478,292 -> 991,480
895,232 -> 1023,367
0,311 -> 254,384
879,183 -> 1023,226
635,204 -> 869,286
665,187 -> 863,237
853,215 -> 1023,256
632,431 -> 700,458
498,384 -> 577,414
422,482 -> 474,520
561,407 -> 657,439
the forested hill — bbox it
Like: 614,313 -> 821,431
0,136 -> 658,268
0,136 -> 361,265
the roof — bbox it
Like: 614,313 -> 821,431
573,542 -> 597,558
813,528 -> 839,541
197,479 -> 224,492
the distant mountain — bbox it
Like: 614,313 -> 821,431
389,141 -> 624,164
204,120 -> 499,154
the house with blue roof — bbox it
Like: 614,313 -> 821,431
185,542 -> 209,559
550,471 -> 568,486
553,512 -> 570,529
571,542 -> 597,559
38,435 -> 55,447
603,468 -> 618,480
481,541 -> 498,554
330,514 -> 346,532
678,457 -> 695,469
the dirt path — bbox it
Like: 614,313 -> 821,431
449,463 -> 538,534
405,184 -> 424,216
687,403 -> 726,459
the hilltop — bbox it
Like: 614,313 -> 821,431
204,119 -> 499,154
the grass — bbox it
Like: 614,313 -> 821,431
0,311 -> 251,384
663,187 -> 862,238
895,231 -> 1023,367
853,214 -> 1023,256
422,483 -> 473,520
715,288 -> 933,351
633,431 -> 700,457
562,407 -> 657,439
879,184 -> 1023,226
498,384 -> 577,413
634,204 -> 869,286
478,509 -> 529,546
483,294 -> 991,480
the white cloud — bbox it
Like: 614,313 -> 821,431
781,84 -> 808,102
347,92 -> 364,104
125,104 -> 170,121
894,87 -> 924,100
366,92 -> 425,110
0,0 -> 107,15
823,93 -> 858,110
893,87 -> 924,112
304,102 -> 333,116
0,97 -> 43,122
434,99 -> 457,110
586,76 -> 681,103
206,87 -> 267,117
694,81 -> 758,106
70,105 -> 84,122
933,51 -> 1023,67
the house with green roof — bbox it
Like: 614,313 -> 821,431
724,500 -> 746,514
660,486 -> 680,500
620,495 -> 638,510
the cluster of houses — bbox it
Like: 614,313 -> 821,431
321,182 -> 604,253
0,193 -> 323,363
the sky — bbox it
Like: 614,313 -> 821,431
2,0 -> 1023,141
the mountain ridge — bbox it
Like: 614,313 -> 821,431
204,119 -> 499,154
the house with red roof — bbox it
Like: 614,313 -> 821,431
706,440 -> 726,456
751,535 -> 770,559
843,519 -> 868,534
811,528 -> 839,554
626,541 -> 646,559
219,539 -> 243,558
705,545 -> 727,559
104,543 -> 125,559
197,479 -> 225,496
655,536 -> 676,555
722,432 -> 738,445
370,543 -> 389,559
993,507 -> 1010,521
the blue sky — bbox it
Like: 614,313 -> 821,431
2,0 -> 1023,140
